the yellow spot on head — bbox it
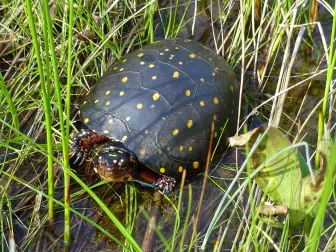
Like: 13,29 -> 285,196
160,167 -> 165,173
178,166 -> 183,172
152,76 -> 157,80
213,114 -> 217,120
119,68 -> 124,72
122,136 -> 127,141
122,59 -> 127,63
113,159 -> 118,163
167,146 -> 171,151
113,67 -> 118,70
200,78 -> 204,82
83,100 -> 87,104
230,85 -> 234,92
189,53 -> 196,59
185,89 -> 191,96
122,77 -> 128,83
200,101 -> 205,106
193,161 -> 200,169
212,72 -> 216,76
187,120 -> 193,128
106,101 -> 110,105
94,99 -> 99,103
108,119 -> 113,124
214,132 -> 218,138
140,148 -> 146,155
158,149 -> 163,154
137,53 -> 144,57
137,103 -> 143,109
104,130 -> 109,134
173,129 -> 179,136
215,67 -> 219,70
220,127 -> 223,131
213,97 -> 219,104
188,146 -> 192,151
84,118 -> 89,123
119,91 -> 125,96
173,71 -> 179,78
149,64 -> 154,68
140,61 -> 145,65
153,92 -> 160,101
126,116 -> 131,121
179,146 -> 183,151
105,90 -> 111,95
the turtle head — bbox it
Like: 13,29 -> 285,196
94,141 -> 138,182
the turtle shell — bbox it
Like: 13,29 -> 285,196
80,38 -> 239,177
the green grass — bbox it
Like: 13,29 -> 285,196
0,0 -> 335,251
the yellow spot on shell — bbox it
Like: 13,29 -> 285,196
106,101 -> 110,105
178,166 -> 183,172
113,67 -> 118,70
119,68 -> 124,71
173,129 -> 179,136
187,120 -> 193,128
144,129 -> 149,134
214,132 -> 218,138
138,53 -> 144,57
200,78 -> 204,82
160,52 -> 164,55
153,92 -> 160,101
173,71 -> 179,78
193,161 -> 200,169
108,119 -> 113,124
188,146 -> 193,151
122,136 -> 127,141
167,146 -> 171,151
189,53 -> 196,58
164,48 -> 169,52
94,99 -> 99,103
122,77 -> 128,83
160,167 -> 165,173
158,149 -> 163,154
149,64 -> 154,68
137,103 -> 143,109
83,100 -> 87,105
213,97 -> 219,104
212,72 -> 216,76
152,76 -> 157,80
140,61 -> 145,65
122,59 -> 127,63
179,61 -> 183,65
200,101 -> 205,106
140,148 -> 146,155
105,90 -> 111,95
175,47 -> 180,49
179,146 -> 183,151
84,118 -> 89,123
126,116 -> 131,121
104,130 -> 109,134
230,85 -> 234,92
213,114 -> 217,120
120,91 -> 125,96
220,127 -> 224,131
185,90 -> 191,96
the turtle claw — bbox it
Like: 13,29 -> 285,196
153,176 -> 176,194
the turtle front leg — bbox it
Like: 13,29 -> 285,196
153,176 -> 177,194
70,129 -> 110,165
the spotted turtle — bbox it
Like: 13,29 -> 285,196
71,39 -> 239,193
